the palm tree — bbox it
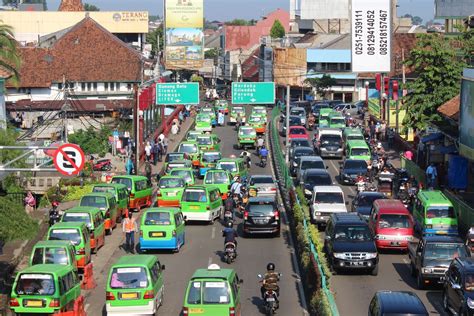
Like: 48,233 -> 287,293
0,21 -> 20,85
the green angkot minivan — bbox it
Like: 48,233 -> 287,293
182,264 -> 243,316
92,183 -> 129,222
29,240 -> 78,273
139,208 -> 185,252
181,186 -> 223,222
106,255 -> 165,316
203,169 -> 232,200
156,176 -> 186,207
346,139 -> 371,161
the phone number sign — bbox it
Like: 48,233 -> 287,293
351,0 -> 392,73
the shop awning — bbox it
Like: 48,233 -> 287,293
439,144 -> 458,154
421,132 -> 443,143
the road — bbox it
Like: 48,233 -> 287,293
275,117 -> 446,316
82,106 -> 307,316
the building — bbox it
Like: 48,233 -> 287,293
5,17 -> 142,139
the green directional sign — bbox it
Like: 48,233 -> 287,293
231,82 -> 275,104
156,83 -> 200,105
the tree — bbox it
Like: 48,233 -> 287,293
0,21 -> 21,86
400,34 -> 465,132
412,16 -> 423,25
84,3 -> 100,11
204,48 -> 219,59
146,27 -> 164,58
69,126 -> 111,157
270,20 -> 285,39
225,19 -> 251,26
304,74 -> 336,98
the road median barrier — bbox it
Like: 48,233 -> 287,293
81,263 -> 97,290
269,107 -> 339,316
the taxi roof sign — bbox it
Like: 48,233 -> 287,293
208,264 -> 221,270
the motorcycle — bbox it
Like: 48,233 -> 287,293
224,242 -> 237,264
260,156 -> 267,168
258,274 -> 281,316
355,176 -> 369,193
92,158 -> 112,171
49,203 -> 62,227
224,209 -> 234,225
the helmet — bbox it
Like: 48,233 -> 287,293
267,263 -> 275,271
262,145 -> 266,149
377,143 -> 382,149
226,221 -> 233,228
52,201 -> 59,207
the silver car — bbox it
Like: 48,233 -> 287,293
248,175 -> 277,198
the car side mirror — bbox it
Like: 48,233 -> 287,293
239,279 -> 243,284
452,283 -> 461,290
326,166 -> 329,169
161,265 -> 166,270
184,216 -> 187,221
325,235 -> 331,241
257,274 -> 263,278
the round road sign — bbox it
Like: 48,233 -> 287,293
53,143 -> 85,176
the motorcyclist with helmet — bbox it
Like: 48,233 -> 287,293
260,263 -> 280,303
49,201 -> 62,226
259,145 -> 269,166
222,221 -> 238,250
256,136 -> 265,152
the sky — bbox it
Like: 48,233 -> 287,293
47,0 -> 436,23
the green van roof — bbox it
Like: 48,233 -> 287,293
113,255 -> 156,267
93,183 -> 127,190
144,207 -> 181,214
33,240 -> 74,248
344,128 -> 363,135
49,222 -> 87,230
19,263 -> 74,275
418,190 -> 452,206
112,175 -> 148,181
218,158 -> 243,163
81,192 -> 114,198
66,206 -> 102,214
347,140 -> 369,148
191,265 -> 235,280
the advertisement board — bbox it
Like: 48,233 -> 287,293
165,0 -> 204,70
459,70 -> 474,160
351,0 -> 392,73
300,0 -> 349,20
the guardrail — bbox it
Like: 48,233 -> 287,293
269,106 -> 339,316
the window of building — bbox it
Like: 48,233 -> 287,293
81,83 -> 86,91
93,82 -> 97,90
110,82 -> 115,91
127,83 -> 132,90
105,82 -> 109,90
58,83 -> 63,90
87,82 -> 92,91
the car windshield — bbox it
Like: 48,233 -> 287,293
247,203 -> 275,215
167,154 -> 184,162
80,196 -> 107,209
111,178 -> 132,191
233,108 -> 244,114
203,281 -> 230,304
426,207 -> 455,219
347,134 -> 364,141
291,109 -> 305,116
320,135 -> 342,145
49,229 -> 81,245
295,149 -> 314,157
334,225 -> 372,241
289,117 -> 302,125
424,243 -> 468,260
15,274 -> 55,295
378,214 -> 411,229
351,148 -> 370,156
62,213 -> 91,228
305,174 -> 332,186
344,160 -> 367,170
250,177 -> 273,185
159,178 -> 185,189
253,108 -> 265,114
170,170 -> 192,183
32,247 -> 69,266
183,190 -> 207,202
218,162 -> 237,172
290,128 -> 305,135
330,118 -> 345,125
202,153 -> 221,162
315,192 -> 344,204
93,186 -> 115,194
144,212 -> 171,225
197,137 -> 212,145
198,116 -> 211,122
110,267 -> 148,289
179,144 -> 197,153
291,140 -> 310,148
240,128 -> 254,135
204,172 -> 229,184
186,133 -> 200,141
301,160 -> 325,170
357,194 -> 385,207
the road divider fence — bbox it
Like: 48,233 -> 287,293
269,107 -> 339,316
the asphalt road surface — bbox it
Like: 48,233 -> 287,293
275,116 -> 446,316
82,106 -> 307,316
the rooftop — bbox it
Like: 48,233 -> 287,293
58,0 -> 84,12
437,95 -> 460,122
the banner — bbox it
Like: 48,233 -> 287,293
165,0 -> 204,69
351,0 -> 392,73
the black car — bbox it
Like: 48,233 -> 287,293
289,138 -> 311,156
369,291 -> 428,316
443,257 -> 474,316
311,102 -> 331,118
351,191 -> 387,220
280,115 -> 303,136
339,159 -> 368,184
300,169 -> 333,199
243,197 -> 281,237
290,146 -> 315,175
324,213 -> 379,275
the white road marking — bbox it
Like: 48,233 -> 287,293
402,258 -> 410,264
85,303 -> 90,311
211,227 -> 216,239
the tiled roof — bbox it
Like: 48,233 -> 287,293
0,66 -> 13,79
58,0 -> 84,11
8,17 -> 142,88
241,47 -> 260,81
7,99 -> 133,112
437,94 -> 460,121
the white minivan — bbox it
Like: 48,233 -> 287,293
310,186 -> 347,228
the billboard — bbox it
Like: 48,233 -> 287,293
301,0 -> 349,20
165,0 -> 204,70
459,69 -> 474,160
351,0 -> 392,73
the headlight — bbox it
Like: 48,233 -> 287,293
422,267 -> 433,274
375,235 -> 386,240
405,236 -> 414,241
293,162 -> 298,167
467,297 -> 474,309
366,253 -> 378,259
334,253 -> 346,259
304,189 -> 312,196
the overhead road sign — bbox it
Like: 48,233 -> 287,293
53,143 -> 85,176
156,83 -> 200,105
231,82 -> 275,104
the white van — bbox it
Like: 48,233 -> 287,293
315,128 -> 343,158
310,186 -> 347,227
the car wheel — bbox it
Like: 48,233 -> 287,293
442,290 -> 449,312
417,273 -> 425,290
371,265 -> 378,276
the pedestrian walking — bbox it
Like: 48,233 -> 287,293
126,156 -> 134,175
162,136 -> 168,154
145,141 -> 152,162
152,141 -> 160,165
24,191 -> 36,215
369,121 -> 376,140
145,161 -> 152,186
367,160 -> 374,182
387,128 -> 395,148
426,163 -> 438,189
171,122 -> 179,135
179,110 -> 184,124
380,121 -> 387,141
122,212 -> 138,254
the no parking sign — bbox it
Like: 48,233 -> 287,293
53,143 -> 85,176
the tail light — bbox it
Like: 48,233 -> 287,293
77,248 -> 85,255
274,210 -> 280,220
182,307 -> 189,315
157,190 -> 161,197
244,211 -> 249,220
143,290 -> 154,299
106,292 -> 116,301
90,232 -> 94,239
172,230 -> 177,237
49,299 -> 60,307
9,298 -> 19,307
271,188 -> 277,191
140,230 -> 143,237
229,307 -> 236,315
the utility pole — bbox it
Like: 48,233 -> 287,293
134,85 -> 140,175
62,74 -> 68,143
285,85 -> 290,164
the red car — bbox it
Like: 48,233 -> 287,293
288,126 -> 309,140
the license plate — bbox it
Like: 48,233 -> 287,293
436,231 -> 447,235
121,292 -> 138,299
189,308 -> 204,313
255,219 -> 268,224
152,232 -> 164,237
350,261 -> 364,266
190,206 -> 199,210
266,297 -> 275,302
167,192 -> 177,197
26,300 -> 43,307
